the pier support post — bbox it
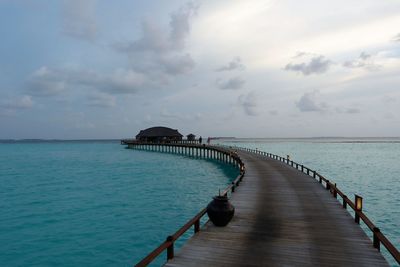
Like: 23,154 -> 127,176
373,227 -> 381,251
166,236 -> 174,260
194,220 -> 200,233
333,183 -> 337,198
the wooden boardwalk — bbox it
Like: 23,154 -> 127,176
164,150 -> 388,266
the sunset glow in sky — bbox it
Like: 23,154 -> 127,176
1,0 -> 400,139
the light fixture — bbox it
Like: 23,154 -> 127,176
354,194 -> 363,224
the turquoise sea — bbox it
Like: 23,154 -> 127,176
0,141 -> 237,266
1,139 -> 399,266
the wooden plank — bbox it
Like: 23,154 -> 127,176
164,151 -> 389,266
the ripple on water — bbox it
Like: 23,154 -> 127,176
0,141 -> 238,266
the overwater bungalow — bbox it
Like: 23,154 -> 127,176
186,133 -> 196,141
135,126 -> 183,143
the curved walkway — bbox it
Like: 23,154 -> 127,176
164,150 -> 388,266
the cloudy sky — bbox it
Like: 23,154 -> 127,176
1,0 -> 400,139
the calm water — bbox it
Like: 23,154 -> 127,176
0,141 -> 237,266
1,139 -> 399,266
219,138 -> 400,266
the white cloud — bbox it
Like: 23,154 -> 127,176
392,33 -> 400,42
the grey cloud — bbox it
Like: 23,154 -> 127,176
87,93 -> 115,107
28,66 -> 146,96
160,54 -> 195,75
216,77 -> 245,90
335,107 -> 361,114
62,0 -> 97,41
114,20 -> 169,54
100,69 -> 145,94
285,55 -> 333,75
392,33 -> 400,42
238,91 -> 257,116
160,109 -> 202,121
359,52 -> 370,60
343,52 -> 381,71
345,108 -> 360,114
293,51 -> 308,58
382,95 -> 396,103
216,57 -> 245,72
296,91 -> 327,112
169,2 -> 199,50
28,67 -> 67,96
114,2 -> 198,54
0,95 -> 34,110
269,110 -> 278,116
112,2 -> 198,78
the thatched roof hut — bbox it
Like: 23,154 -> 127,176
136,126 -> 183,142
187,133 -> 196,141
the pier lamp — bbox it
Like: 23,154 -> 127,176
354,194 -> 363,224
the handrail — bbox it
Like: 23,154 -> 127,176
129,143 -> 245,266
231,145 -> 400,265
135,208 -> 207,267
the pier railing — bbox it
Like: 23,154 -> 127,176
121,139 -> 201,145
233,146 -> 400,265
124,143 -> 245,266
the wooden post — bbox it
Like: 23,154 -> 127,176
333,183 -> 337,198
342,195 -> 347,209
313,171 -> 316,178
326,180 -> 330,190
166,236 -> 174,260
373,227 -> 380,251
194,220 -> 200,233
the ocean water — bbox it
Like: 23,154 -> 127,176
219,138 -> 400,266
1,139 -> 399,266
0,141 -> 238,266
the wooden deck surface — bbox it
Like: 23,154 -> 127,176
164,151 -> 388,266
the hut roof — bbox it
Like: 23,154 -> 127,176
136,126 -> 183,138
187,133 -> 196,137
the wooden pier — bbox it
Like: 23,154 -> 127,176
122,142 -> 399,266
165,149 -> 389,266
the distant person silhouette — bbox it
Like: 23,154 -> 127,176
199,136 -> 202,144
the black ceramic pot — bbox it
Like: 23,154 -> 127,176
207,195 -> 235,226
